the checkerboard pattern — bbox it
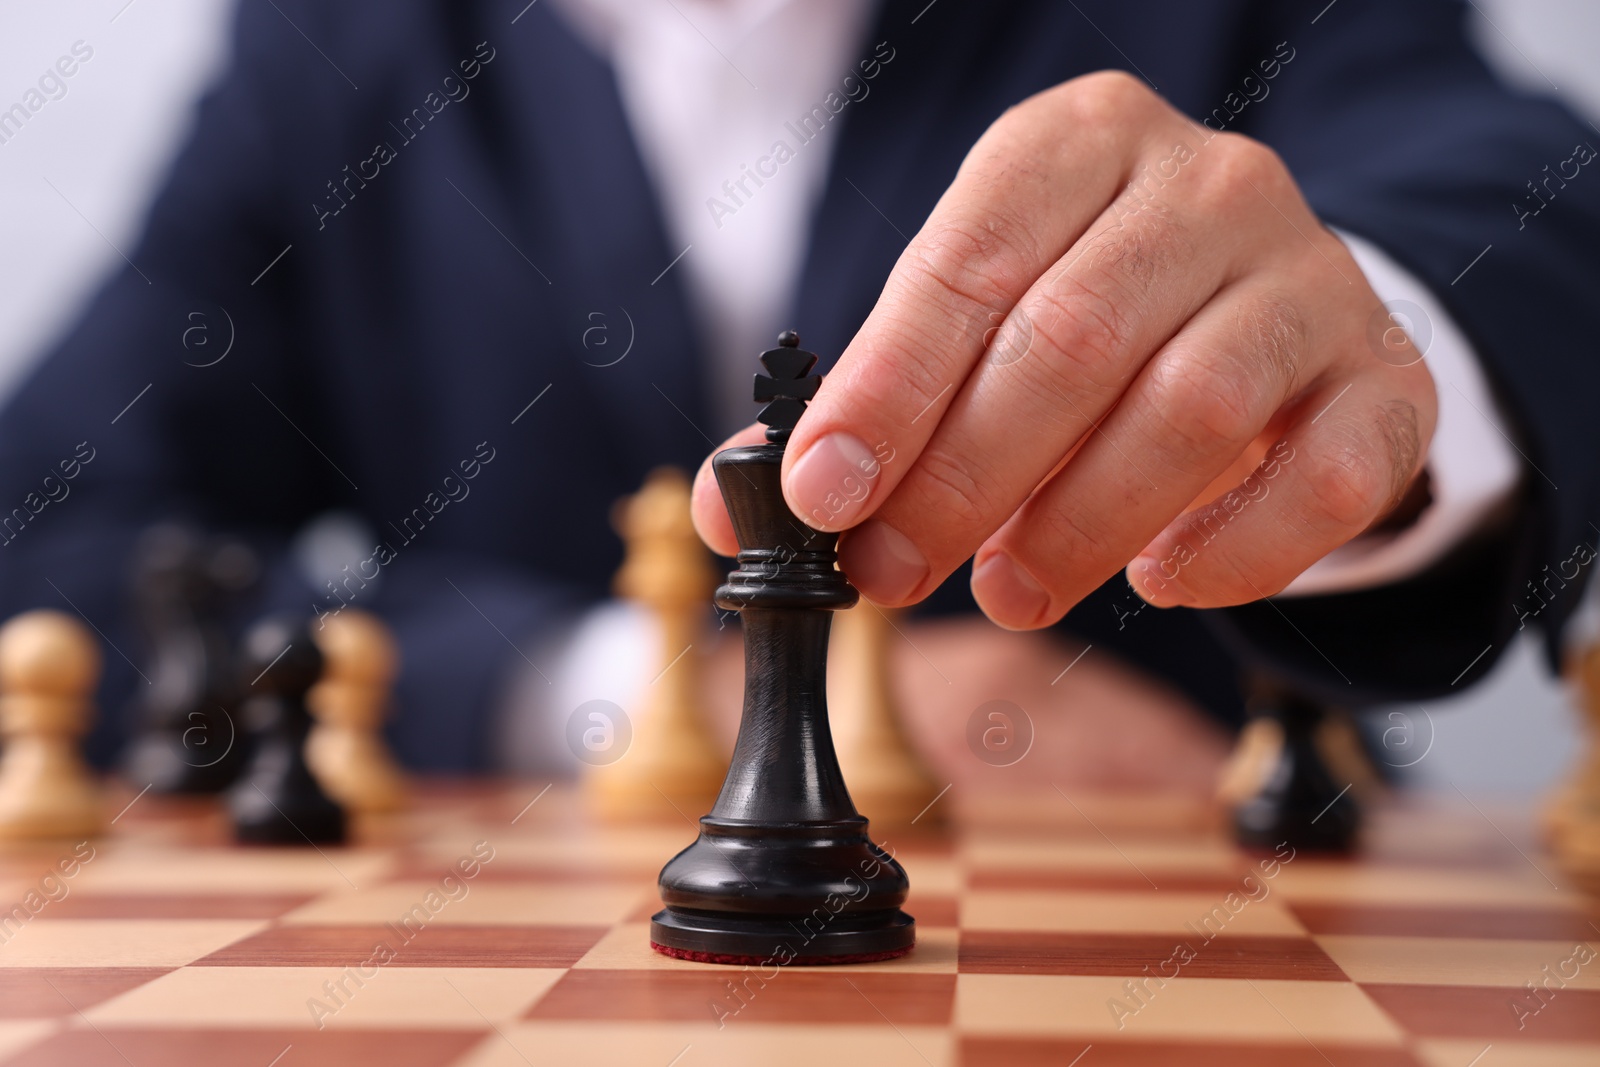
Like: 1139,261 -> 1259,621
0,784 -> 1594,1066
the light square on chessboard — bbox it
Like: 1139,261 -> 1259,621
68,843 -> 395,893
1316,935 -> 1600,988
458,1022 -> 952,1067
277,881 -> 647,926
573,921 -> 959,973
0,920 -> 267,967
406,824 -> 689,876
0,1022 -> 58,1062
959,889 -> 1307,936
960,836 -> 1241,879
955,788 -> 1211,835
3,1027 -> 494,1067
1265,860 -> 1577,908
954,973 -> 1406,1043
82,966 -> 563,1027
1417,1039 -> 1600,1067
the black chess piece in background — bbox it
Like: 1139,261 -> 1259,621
122,524 -> 258,793
1232,674 -> 1360,853
651,332 -> 915,964
229,616 -> 346,845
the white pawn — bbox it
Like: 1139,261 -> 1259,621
829,601 -> 943,828
307,609 -> 406,813
587,467 -> 725,821
0,610 -> 103,840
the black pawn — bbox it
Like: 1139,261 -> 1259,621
229,616 -> 346,845
123,524 -> 257,793
1232,676 -> 1360,853
651,332 -> 914,964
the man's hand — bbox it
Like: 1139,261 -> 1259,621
692,71 -> 1436,628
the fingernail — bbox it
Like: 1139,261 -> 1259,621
839,521 -> 929,604
972,552 -> 1051,630
1129,556 -> 1195,608
785,432 -> 878,531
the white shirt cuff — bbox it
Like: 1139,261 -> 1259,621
1279,230 -> 1522,597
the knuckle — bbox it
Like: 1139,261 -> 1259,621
1061,70 -> 1154,126
1028,494 -> 1116,566
1236,292 -> 1307,388
1149,355 -> 1259,457
1373,398 -> 1424,509
1024,275 -> 1137,393
905,217 -> 1031,324
1302,438 -> 1387,531
1197,133 -> 1290,210
908,445 -> 998,534
1086,210 -> 1188,292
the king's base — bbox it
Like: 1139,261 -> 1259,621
649,907 -> 914,965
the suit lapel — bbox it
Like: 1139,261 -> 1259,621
485,0 -> 715,477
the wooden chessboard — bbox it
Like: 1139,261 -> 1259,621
0,782 -> 1595,1066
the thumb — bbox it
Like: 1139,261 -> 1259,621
690,423 -> 769,557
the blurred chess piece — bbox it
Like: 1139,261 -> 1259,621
1546,641 -> 1600,885
121,524 -> 258,794
229,616 -> 345,845
586,468 -> 725,820
829,601 -> 944,828
1221,673 -> 1362,853
0,611 -> 104,840
308,609 -> 406,814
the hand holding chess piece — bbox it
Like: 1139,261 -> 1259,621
229,616 -> 345,845
308,609 -> 406,814
0,611 -> 104,841
586,467 -> 725,821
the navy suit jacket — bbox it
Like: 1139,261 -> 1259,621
2,0 -> 1597,769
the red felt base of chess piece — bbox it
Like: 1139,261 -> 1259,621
650,943 -> 913,966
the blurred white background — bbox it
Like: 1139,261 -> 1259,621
0,0 -> 1595,795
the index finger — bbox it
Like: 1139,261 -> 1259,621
780,72 -> 1163,532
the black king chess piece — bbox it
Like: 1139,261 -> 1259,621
228,616 -> 346,845
1232,673 -> 1360,853
651,331 -> 915,964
